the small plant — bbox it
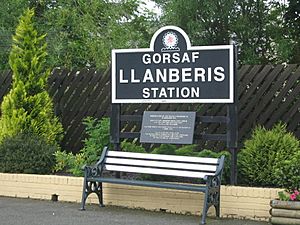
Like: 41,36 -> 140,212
278,189 -> 300,201
0,133 -> 58,174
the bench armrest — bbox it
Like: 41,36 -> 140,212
215,155 -> 225,177
95,146 -> 109,167
82,146 -> 109,177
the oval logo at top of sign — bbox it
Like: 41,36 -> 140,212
162,31 -> 180,52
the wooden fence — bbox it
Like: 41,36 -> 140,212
0,64 -> 300,152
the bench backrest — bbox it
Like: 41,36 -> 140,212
99,148 -> 225,179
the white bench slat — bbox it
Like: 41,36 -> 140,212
107,151 -> 219,164
104,165 -> 214,178
105,158 -> 217,172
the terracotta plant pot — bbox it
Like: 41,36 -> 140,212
270,200 -> 300,225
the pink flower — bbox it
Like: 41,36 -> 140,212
290,193 -> 297,201
294,190 -> 299,196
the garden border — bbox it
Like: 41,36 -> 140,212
0,173 -> 280,221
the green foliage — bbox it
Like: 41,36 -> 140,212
284,0 -> 300,63
0,0 -> 157,70
53,151 -> 85,176
238,123 -> 300,188
54,117 -> 146,176
0,133 -> 58,174
81,117 -> 111,166
151,144 -> 177,155
54,117 -> 111,176
121,141 -> 146,153
278,189 -> 300,201
278,191 -> 291,201
53,150 -> 74,173
175,144 -> 198,156
273,151 -> 300,190
155,0 -> 299,64
0,8 -> 63,145
197,149 -> 231,184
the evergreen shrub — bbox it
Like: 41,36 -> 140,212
238,123 -> 300,188
0,9 -> 63,145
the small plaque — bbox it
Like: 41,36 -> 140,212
140,111 -> 196,144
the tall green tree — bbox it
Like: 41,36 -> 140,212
284,0 -> 300,62
0,8 -> 63,145
155,0 -> 297,64
0,0 -> 156,70
43,0 -> 156,69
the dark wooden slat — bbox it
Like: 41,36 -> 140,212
121,115 -> 143,122
266,70 -> 300,129
239,65 -> 285,139
198,116 -> 228,123
195,134 -> 227,141
239,65 -> 274,120
0,70 -> 12,100
120,132 -> 140,139
260,65 -> 298,121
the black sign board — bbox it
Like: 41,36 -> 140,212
112,26 -> 234,103
140,111 -> 196,144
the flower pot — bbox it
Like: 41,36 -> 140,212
270,200 -> 300,225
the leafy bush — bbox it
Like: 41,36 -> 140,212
0,133 -> 58,174
238,123 -> 300,188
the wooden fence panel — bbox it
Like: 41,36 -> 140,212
0,64 -> 299,153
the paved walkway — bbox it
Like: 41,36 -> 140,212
0,196 -> 270,225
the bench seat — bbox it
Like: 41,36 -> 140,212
81,147 -> 225,225
88,177 -> 207,192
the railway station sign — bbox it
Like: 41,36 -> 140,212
112,26 -> 234,103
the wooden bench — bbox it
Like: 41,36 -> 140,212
81,146 -> 225,224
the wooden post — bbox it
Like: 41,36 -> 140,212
110,103 -> 121,145
228,34 -> 238,185
111,103 -> 121,178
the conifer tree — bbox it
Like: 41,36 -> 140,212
0,8 -> 63,145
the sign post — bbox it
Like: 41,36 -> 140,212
110,26 -> 238,184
